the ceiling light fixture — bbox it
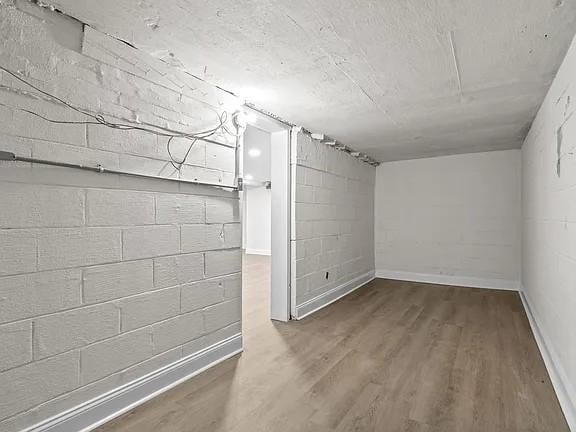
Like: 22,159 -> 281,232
233,110 -> 257,130
233,111 -> 248,129
244,112 -> 257,124
248,148 -> 261,158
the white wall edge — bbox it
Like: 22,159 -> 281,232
295,271 -> 375,320
375,269 -> 520,291
25,334 -> 243,432
289,127 -> 299,320
245,248 -> 271,256
519,287 -> 576,431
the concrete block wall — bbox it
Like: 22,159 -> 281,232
374,150 -> 522,286
522,33 -> 576,422
293,131 -> 376,306
0,3 -> 242,431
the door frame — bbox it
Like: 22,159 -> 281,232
241,107 -> 293,321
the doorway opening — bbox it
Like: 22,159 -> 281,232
240,108 -> 292,322
243,126 -> 272,256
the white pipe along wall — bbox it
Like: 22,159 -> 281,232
374,150 -> 522,290
521,33 -> 576,429
0,3 -> 243,431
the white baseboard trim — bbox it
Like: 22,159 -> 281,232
245,248 -> 271,256
26,334 -> 243,432
375,269 -> 520,291
295,271 -> 375,320
519,289 -> 576,431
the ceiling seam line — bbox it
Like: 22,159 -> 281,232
284,11 -> 399,128
448,31 -> 463,98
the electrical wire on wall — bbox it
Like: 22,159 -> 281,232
0,65 -> 242,172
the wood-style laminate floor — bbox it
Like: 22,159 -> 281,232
97,255 -> 568,432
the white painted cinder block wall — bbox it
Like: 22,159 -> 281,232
375,150 -> 522,289
293,131 -> 376,315
521,33 -> 576,425
0,3 -> 242,431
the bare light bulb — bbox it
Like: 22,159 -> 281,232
248,148 -> 261,158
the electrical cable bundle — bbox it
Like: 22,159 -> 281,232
0,65 -> 240,170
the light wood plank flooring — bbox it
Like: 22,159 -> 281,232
97,255 -> 568,432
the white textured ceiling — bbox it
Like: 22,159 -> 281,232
53,0 -> 576,161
